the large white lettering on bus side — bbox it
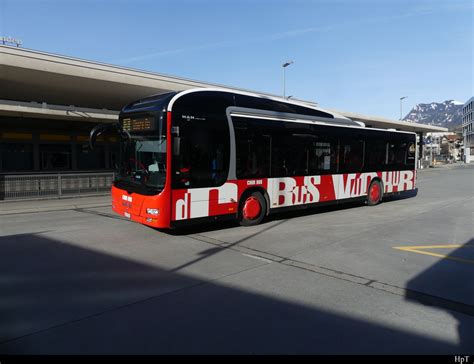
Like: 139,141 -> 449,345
215,183 -> 238,203
272,177 -> 297,207
175,192 -> 190,220
271,176 -> 321,207
398,170 -> 414,191
382,171 -> 401,193
333,174 -> 358,199
175,183 -> 238,220
303,176 -> 321,204
208,183 -> 238,215
333,174 -> 349,199
382,170 -> 414,193
175,189 -> 209,220
363,172 -> 379,195
333,173 -> 377,200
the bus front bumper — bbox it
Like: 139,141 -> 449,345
111,185 -> 171,229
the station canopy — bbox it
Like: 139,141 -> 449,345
0,45 -> 448,133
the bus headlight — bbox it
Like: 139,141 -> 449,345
146,208 -> 159,216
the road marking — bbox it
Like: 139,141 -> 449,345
393,244 -> 474,265
242,253 -> 273,263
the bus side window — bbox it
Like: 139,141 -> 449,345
235,132 -> 271,179
339,140 -> 364,173
172,117 -> 229,189
388,141 -> 408,170
366,140 -> 388,171
211,145 -> 226,184
308,141 -> 336,175
406,141 -> 416,168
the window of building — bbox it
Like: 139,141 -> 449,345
0,143 -> 33,171
40,144 -> 72,171
76,144 -> 105,170
108,146 -> 119,170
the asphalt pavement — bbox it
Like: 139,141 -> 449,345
0,164 -> 473,354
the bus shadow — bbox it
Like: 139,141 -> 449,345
160,219 -> 240,236
382,188 -> 418,202
404,238 -> 474,351
266,200 -> 366,223
0,232 -> 468,354
164,200 -> 367,236
164,189 -> 419,236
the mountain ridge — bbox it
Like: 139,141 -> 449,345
402,100 -> 463,130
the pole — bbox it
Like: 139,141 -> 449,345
282,61 -> 293,99
400,96 -> 407,120
283,67 -> 286,99
430,143 -> 433,167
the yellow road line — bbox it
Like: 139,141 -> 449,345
393,245 -> 474,265
394,245 -> 472,249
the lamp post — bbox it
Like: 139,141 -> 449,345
282,61 -> 294,99
400,96 -> 408,120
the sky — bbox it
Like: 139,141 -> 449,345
1,0 -> 472,119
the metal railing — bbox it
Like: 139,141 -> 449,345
0,172 -> 114,201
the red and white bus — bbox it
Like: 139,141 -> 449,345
90,88 -> 417,228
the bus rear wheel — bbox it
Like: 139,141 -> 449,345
239,191 -> 266,226
367,180 -> 382,206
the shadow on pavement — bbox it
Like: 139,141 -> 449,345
164,189 -> 418,236
382,188 -> 418,202
405,238 -> 474,352
0,232 -> 469,354
165,200 -> 366,236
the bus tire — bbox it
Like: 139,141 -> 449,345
367,180 -> 382,206
239,191 -> 266,226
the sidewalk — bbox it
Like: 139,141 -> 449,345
0,195 -> 111,216
421,162 -> 473,170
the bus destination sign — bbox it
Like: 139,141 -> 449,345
122,116 -> 155,131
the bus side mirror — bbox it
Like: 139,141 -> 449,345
90,122 -> 130,150
90,123 -> 110,150
173,137 -> 181,156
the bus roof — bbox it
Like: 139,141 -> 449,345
122,88 -> 416,135
167,87 -> 351,120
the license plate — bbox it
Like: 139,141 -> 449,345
124,212 -> 131,219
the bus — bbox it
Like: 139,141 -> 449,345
90,88 -> 417,229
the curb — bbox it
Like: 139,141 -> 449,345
0,203 -> 111,216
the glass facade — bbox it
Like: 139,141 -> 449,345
462,99 -> 474,163
0,117 -> 117,173
0,143 -> 34,171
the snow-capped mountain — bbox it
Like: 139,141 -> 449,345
402,100 -> 463,129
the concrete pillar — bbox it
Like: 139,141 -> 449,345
417,132 -> 424,169
71,137 -> 77,170
33,132 -> 40,171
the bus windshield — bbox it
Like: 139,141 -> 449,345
116,112 -> 167,192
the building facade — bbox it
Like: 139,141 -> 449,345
462,97 -> 474,163
0,108 -> 118,174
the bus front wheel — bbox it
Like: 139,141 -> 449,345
367,180 -> 382,206
239,191 -> 266,226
